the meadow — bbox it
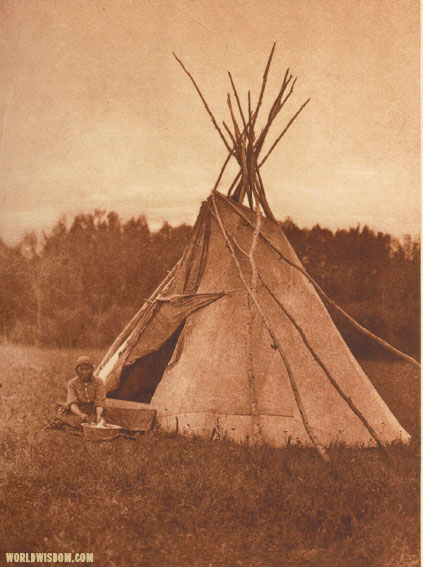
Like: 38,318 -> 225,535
0,343 -> 419,567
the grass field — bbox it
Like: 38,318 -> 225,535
0,343 -> 419,567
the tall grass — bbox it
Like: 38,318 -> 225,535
0,344 -> 419,567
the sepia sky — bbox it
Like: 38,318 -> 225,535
0,0 -> 420,244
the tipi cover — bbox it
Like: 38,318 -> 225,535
96,192 -> 410,449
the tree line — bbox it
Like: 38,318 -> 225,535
0,210 -> 419,358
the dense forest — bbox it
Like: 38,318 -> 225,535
0,209 -> 419,358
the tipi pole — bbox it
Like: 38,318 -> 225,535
255,168 -> 275,221
227,170 -> 241,197
210,193 -> 329,461
258,98 -> 311,167
223,120 -> 237,146
228,72 -> 248,133
212,150 -> 234,193
246,202 -> 264,444
246,296 -> 263,444
226,72 -> 273,218
226,94 -> 242,142
253,69 -> 294,155
251,42 -> 276,128
173,53 -> 232,153
212,115 -> 259,195
223,197 -> 420,369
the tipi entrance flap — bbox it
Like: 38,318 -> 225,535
100,292 -> 224,393
126,292 -> 225,365
104,291 -> 225,401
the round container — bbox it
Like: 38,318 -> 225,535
81,422 -> 122,441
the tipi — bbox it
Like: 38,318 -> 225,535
96,47 -> 415,458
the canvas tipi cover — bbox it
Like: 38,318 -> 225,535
96,192 -> 410,449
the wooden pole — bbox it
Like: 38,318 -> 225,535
251,42 -> 276,128
254,71 -> 295,156
246,297 -> 262,444
228,71 -> 249,134
259,98 -> 311,166
260,278 -> 388,452
246,201 -> 264,443
225,227 -> 390,452
173,52 -> 232,153
222,196 -> 420,369
210,193 -> 329,461
227,170 -> 242,198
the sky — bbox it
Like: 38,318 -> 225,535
0,0 -> 420,244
